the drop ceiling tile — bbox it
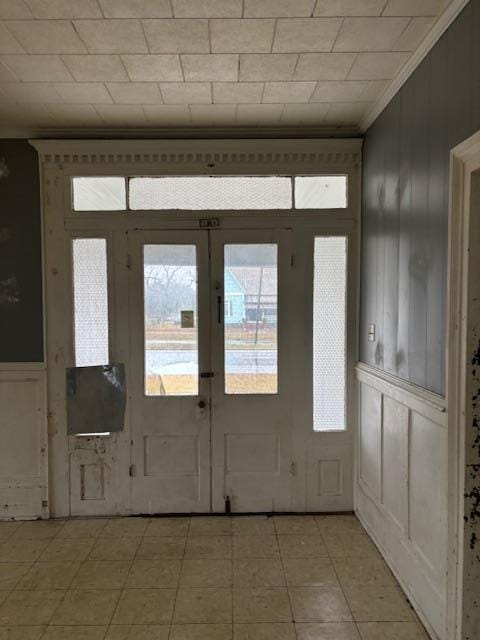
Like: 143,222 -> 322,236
239,53 -> 298,81
143,19 -> 209,53
348,50 -> 410,79
107,81 -> 162,104
160,81 -> 211,104
213,82 -> 263,103
24,0 -> 102,18
323,101 -> 370,124
273,18 -> 342,53
190,103 -> 236,125
1,54 -> 73,80
144,103 -> 191,124
5,20 -> 87,54
0,81 -> 64,103
172,0 -> 242,18
383,0 -> 442,17
281,102 -> 330,124
182,54 -> 238,81
74,20 -> 148,54
359,79 -> 388,100
122,54 -> 183,80
334,17 -> 410,52
54,81 -> 113,103
263,81 -> 316,103
311,80 -> 370,101
0,58 -> 17,80
47,103 -> 103,124
314,0 -> 387,16
99,0 -> 172,18
0,1 -> 33,19
95,103 -> 147,125
0,22 -> 25,53
236,103 -> 284,125
210,19 -> 276,54
244,0 -> 316,18
63,54 -> 129,81
294,52 -> 356,80
393,17 -> 434,51
0,103 -> 53,125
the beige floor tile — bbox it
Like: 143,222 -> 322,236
357,622 -> 428,640
283,558 -> 339,588
289,587 -> 352,622
89,537 -> 140,561
315,516 -> 365,536
278,535 -> 328,558
189,517 -> 232,536
57,518 -> 108,539
232,516 -> 275,536
72,560 -> 131,589
42,627 -> 107,639
185,535 -> 232,559
106,625 -> 170,639
0,522 -> 21,540
233,558 -> 285,587
180,558 -> 232,587
0,562 -> 32,588
17,561 -> 81,589
40,539 -> 95,563
51,589 -> 120,625
106,626 -> 169,639
15,520 -> 64,540
170,624 -> 233,639
332,556 -> 397,590
233,536 -> 280,558
112,588 -> 176,625
0,589 -> 65,625
274,516 -> 318,535
344,585 -> 414,622
126,558 -> 181,588
233,588 -> 292,623
323,533 -> 379,559
174,588 -> 232,623
137,536 -> 186,559
296,622 -> 361,639
0,539 -> 49,562
102,518 -> 148,538
0,628 -> 45,640
145,518 -> 190,537
234,623 -> 295,639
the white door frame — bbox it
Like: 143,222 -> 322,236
446,129 -> 480,639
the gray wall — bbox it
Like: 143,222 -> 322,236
0,140 -> 43,362
360,0 -> 480,395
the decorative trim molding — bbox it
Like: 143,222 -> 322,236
360,0 -> 470,132
29,138 -> 362,170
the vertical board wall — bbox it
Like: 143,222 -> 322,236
360,0 -> 480,395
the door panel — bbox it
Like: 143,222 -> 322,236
129,231 -> 211,513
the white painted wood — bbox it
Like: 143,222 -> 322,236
356,363 -> 448,640
0,367 -> 48,520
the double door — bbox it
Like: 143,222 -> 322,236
128,228 -> 294,513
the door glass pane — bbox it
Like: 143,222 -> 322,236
313,236 -> 347,431
144,245 -> 198,396
72,177 -> 126,211
129,176 -> 292,210
224,244 -> 278,395
72,238 -> 109,367
295,176 -> 347,209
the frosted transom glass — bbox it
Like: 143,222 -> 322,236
295,176 -> 347,209
72,238 -> 109,367
313,236 -> 347,431
72,177 -> 126,211
129,176 -> 292,210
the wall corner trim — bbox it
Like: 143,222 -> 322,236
359,0 -> 470,133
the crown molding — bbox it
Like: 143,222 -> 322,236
360,0 -> 470,133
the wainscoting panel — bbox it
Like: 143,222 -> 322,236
356,363 -> 448,640
0,364 -> 48,520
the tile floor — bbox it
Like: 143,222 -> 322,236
0,514 -> 429,639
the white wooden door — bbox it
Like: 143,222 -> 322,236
129,230 -> 211,513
